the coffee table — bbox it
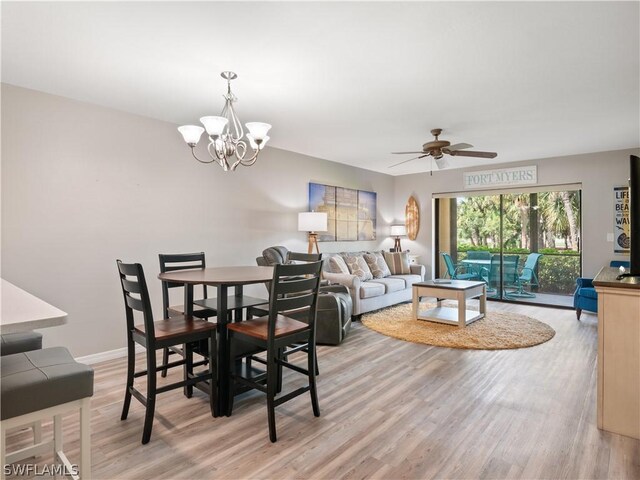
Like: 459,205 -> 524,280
412,280 -> 486,328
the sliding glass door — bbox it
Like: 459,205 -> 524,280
436,187 -> 581,307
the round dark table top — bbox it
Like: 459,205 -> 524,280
158,266 -> 274,286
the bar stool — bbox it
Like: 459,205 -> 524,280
1,332 -> 43,356
1,347 -> 93,480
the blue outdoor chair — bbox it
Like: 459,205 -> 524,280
441,253 -> 480,281
506,253 -> 542,298
574,260 -> 630,319
466,251 -> 491,261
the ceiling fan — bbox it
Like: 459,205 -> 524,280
390,128 -> 497,170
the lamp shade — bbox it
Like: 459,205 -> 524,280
298,212 -> 328,232
390,225 -> 407,237
200,116 -> 228,136
177,125 -> 204,146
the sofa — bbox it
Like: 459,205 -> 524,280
256,246 -> 353,345
321,251 -> 425,318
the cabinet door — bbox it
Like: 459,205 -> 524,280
601,291 -> 640,439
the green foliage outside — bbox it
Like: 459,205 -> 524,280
454,190 -> 582,296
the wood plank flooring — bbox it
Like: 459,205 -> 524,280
5,301 -> 640,479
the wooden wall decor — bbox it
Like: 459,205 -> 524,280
406,196 -> 419,240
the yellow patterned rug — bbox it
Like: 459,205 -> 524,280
362,302 -> 555,350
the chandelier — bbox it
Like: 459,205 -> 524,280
177,71 -> 271,171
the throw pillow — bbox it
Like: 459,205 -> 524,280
364,252 -> 392,279
343,254 -> 374,281
383,251 -> 411,275
329,255 -> 350,275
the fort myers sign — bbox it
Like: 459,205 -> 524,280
463,165 -> 537,189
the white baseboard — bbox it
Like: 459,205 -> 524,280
75,345 -> 144,365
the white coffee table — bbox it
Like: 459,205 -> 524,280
412,280 -> 486,328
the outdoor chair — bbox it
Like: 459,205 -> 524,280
506,253 -> 542,298
479,256 -> 501,298
466,251 -> 491,261
441,253 -> 480,281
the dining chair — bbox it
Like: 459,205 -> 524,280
441,253 -> 479,280
226,260 -> 323,442
117,260 -> 217,444
158,252 -> 217,378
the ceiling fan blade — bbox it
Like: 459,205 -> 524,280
449,150 -> 497,158
444,143 -> 473,152
435,157 -> 449,169
388,154 -> 428,168
391,151 -> 427,155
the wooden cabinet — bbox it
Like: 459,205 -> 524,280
594,267 -> 640,439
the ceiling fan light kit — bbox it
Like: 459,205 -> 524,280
178,71 -> 271,172
390,128 -> 498,170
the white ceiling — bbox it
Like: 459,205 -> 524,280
2,1 -> 639,175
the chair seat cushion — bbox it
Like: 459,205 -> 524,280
360,282 -> 386,299
1,347 -> 94,420
135,316 -> 217,341
1,331 -> 43,356
228,315 -> 308,340
577,287 -> 598,300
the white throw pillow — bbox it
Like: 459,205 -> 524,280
364,252 -> 392,279
343,254 -> 374,281
329,255 -> 350,275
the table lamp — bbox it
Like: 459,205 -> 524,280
298,212 -> 328,254
390,224 -> 407,252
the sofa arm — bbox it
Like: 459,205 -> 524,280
576,277 -> 594,288
410,264 -> 426,280
322,271 -> 361,290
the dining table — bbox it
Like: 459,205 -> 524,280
1,279 -> 68,334
157,266 -> 273,416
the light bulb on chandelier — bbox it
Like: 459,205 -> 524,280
178,71 -> 271,172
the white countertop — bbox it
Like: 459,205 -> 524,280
1,279 -> 68,334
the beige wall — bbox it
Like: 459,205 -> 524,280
1,84 -> 395,356
3,83 -> 639,357
393,148 -> 640,280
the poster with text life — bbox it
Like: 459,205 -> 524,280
614,186 -> 630,253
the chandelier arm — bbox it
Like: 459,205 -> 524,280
239,150 -> 260,167
190,147 -> 215,164
226,100 -> 244,142
207,138 -> 228,169
235,141 -> 247,160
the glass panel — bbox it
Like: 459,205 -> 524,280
435,189 -> 581,307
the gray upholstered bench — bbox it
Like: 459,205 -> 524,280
1,332 -> 43,356
0,347 -> 93,480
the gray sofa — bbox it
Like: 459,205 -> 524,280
322,252 -> 425,318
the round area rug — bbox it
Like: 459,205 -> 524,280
362,303 -> 555,350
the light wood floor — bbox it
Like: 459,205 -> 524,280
6,301 -> 640,479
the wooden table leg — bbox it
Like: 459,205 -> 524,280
216,286 -> 228,417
